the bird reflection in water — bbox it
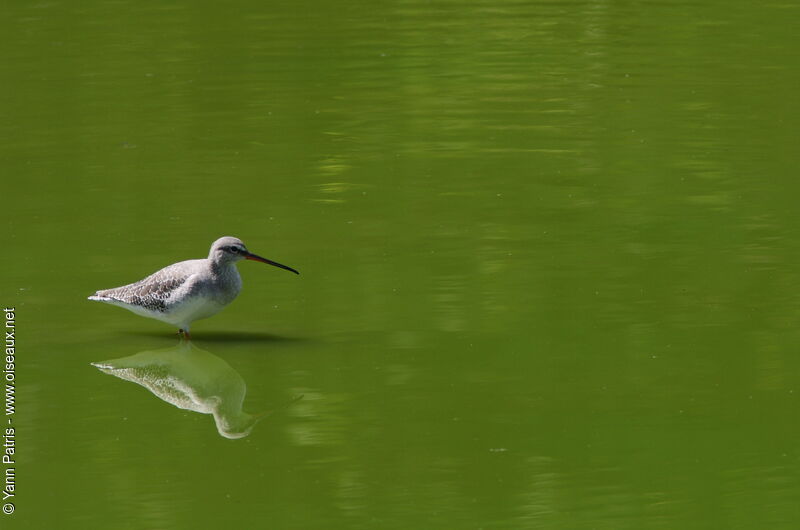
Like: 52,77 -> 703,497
92,341 -> 298,439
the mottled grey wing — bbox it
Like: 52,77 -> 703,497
94,268 -> 190,313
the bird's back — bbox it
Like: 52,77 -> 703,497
90,259 -> 206,313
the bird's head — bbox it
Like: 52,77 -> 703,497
209,236 -> 299,274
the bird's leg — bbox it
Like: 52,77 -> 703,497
178,328 -> 192,340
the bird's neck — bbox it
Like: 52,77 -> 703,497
210,259 -> 239,278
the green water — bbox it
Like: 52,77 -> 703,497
2,0 -> 799,528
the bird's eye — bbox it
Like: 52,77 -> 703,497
231,246 -> 240,253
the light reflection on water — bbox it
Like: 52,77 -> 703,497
92,341 -> 299,439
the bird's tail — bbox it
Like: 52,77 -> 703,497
88,294 -> 113,302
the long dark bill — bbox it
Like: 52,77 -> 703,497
245,252 -> 300,275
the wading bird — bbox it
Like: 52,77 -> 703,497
88,236 -> 299,338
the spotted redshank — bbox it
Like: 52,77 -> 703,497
88,236 -> 299,338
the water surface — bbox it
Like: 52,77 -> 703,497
1,0 -> 799,528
